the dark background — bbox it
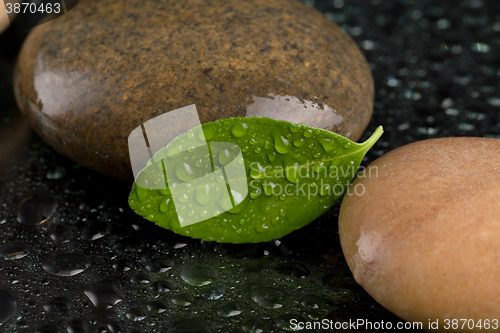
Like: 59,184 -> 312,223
1,0 -> 499,332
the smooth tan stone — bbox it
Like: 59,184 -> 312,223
339,137 -> 500,332
14,0 -> 374,181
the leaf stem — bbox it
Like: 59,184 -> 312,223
359,126 -> 384,152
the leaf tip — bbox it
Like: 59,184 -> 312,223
361,126 -> 384,151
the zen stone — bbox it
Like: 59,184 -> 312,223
339,138 -> 500,332
14,0 -> 373,181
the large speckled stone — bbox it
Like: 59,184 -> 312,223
340,138 -> 500,332
14,0 -> 374,181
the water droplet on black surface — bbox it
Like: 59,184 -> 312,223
300,295 -> 325,310
180,263 -> 218,286
251,286 -> 288,309
274,262 -> 310,278
275,314 -> 306,331
171,293 -> 194,306
147,300 -> 168,314
149,280 -> 173,293
217,301 -> 247,317
241,317 -> 268,333
0,242 -> 31,260
81,221 -> 111,241
49,224 -> 73,243
42,253 -> 91,276
106,321 -> 126,333
111,259 -> 135,272
113,237 -> 143,252
43,296 -> 70,313
67,319 -> 88,333
167,319 -> 212,333
84,279 -> 125,310
131,273 -> 151,284
201,286 -> 225,300
0,289 -> 17,324
126,308 -> 147,321
146,257 -> 174,273
34,324 -> 63,333
16,194 -> 58,226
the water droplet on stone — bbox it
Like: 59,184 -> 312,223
146,257 -> 174,273
84,279 -> 125,310
230,122 -> 249,138
0,289 -> 17,324
0,242 -> 31,260
217,301 -> 247,317
180,263 -> 218,286
251,286 -> 288,309
42,253 -> 91,276
16,194 -> 58,226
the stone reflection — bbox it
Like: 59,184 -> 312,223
246,94 -> 343,130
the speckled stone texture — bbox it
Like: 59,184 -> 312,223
14,0 -> 373,181
339,138 -> 500,331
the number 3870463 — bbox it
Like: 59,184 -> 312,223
5,2 -> 61,14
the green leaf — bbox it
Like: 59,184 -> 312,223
128,117 -> 383,243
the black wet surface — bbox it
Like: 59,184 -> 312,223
1,0 -> 499,332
